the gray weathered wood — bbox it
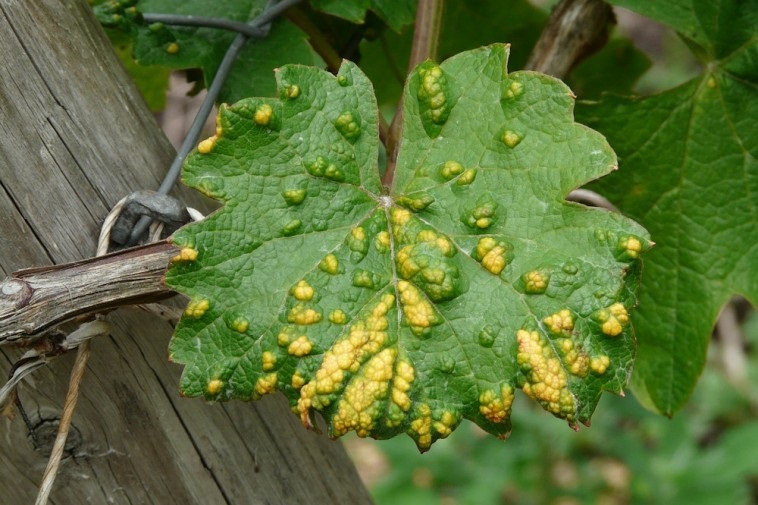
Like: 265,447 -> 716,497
0,0 -> 373,503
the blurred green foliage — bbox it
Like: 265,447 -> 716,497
351,318 -> 758,504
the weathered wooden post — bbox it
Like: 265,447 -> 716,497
0,1 -> 372,502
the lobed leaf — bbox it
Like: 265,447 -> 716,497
579,0 -> 758,414
165,44 -> 650,450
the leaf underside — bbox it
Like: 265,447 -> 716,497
165,44 -> 650,451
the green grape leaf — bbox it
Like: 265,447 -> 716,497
100,23 -> 171,112
94,0 -> 320,103
578,0 -> 758,414
113,41 -> 170,112
360,0 -> 649,110
165,44 -> 650,451
566,38 -> 651,99
310,0 -> 416,32
360,0 -> 547,110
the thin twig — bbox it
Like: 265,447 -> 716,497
285,8 -> 342,72
566,188 -> 619,212
34,341 -> 91,505
34,190 -> 139,504
716,301 -> 749,390
383,0 -> 444,189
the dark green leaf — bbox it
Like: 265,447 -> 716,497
578,0 -> 758,414
567,38 -> 651,99
310,0 -> 416,32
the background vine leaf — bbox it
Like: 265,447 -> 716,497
95,0 -> 321,103
310,0 -> 416,32
578,0 -> 758,414
165,44 -> 650,451
359,0 -> 650,113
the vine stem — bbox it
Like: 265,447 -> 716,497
382,0 -> 444,190
284,8 -> 341,72
525,0 -> 614,78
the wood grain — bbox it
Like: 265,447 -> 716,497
0,241 -> 179,345
0,1 -> 373,503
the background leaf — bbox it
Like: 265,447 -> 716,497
310,0 -> 416,32
577,0 -> 758,414
566,37 -> 651,99
359,0 -> 651,114
103,26 -> 171,112
165,45 -> 650,451
95,0 -> 321,103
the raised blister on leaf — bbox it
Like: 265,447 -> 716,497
166,46 -> 649,451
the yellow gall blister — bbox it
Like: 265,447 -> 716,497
288,335 -> 313,356
229,317 -> 249,333
543,309 -> 574,334
171,247 -> 198,264
197,135 -> 217,154
291,280 -> 315,301
590,355 -> 610,375
328,309 -> 347,324
596,303 -> 629,337
184,298 -> 210,318
319,253 -> 340,275
502,130 -> 522,148
261,351 -> 277,371
254,373 -> 278,397
287,304 -> 322,325
253,103 -> 273,125
206,379 -> 224,395
523,270 -> 549,294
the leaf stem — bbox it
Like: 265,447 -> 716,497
406,0 -> 444,75
383,0 -> 444,190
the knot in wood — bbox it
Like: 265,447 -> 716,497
0,278 -> 33,314
29,415 -> 83,458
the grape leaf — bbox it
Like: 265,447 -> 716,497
310,0 -> 416,32
360,0 -> 547,111
567,37 -> 651,99
100,23 -> 171,112
359,0 -> 650,112
577,0 -> 758,414
95,0 -> 320,103
165,44 -> 650,451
